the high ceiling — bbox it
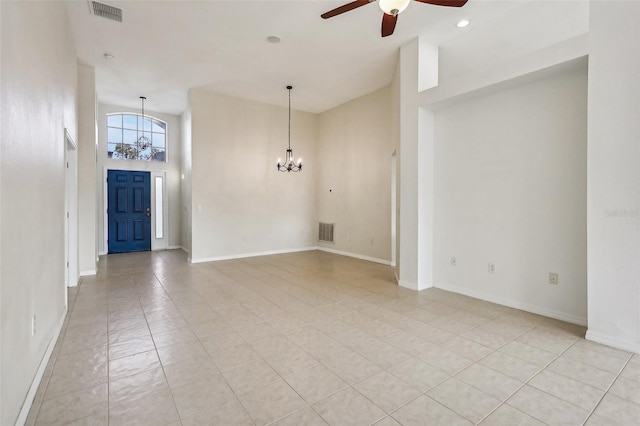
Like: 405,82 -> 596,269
65,0 -> 528,115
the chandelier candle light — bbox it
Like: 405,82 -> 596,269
277,85 -> 302,172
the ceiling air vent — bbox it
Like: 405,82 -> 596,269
90,1 -> 122,22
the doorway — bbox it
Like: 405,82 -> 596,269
107,170 -> 151,253
391,151 -> 397,269
64,130 -> 78,295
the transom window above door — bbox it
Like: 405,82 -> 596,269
107,113 -> 167,162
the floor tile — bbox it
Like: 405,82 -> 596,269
427,378 -> 502,424
269,406 -> 328,426
479,351 -> 540,382
221,358 -> 281,395
108,387 -> 179,426
388,357 -> 450,392
507,385 -> 589,425
455,363 -> 523,401
528,369 -> 604,411
108,349 -> 160,381
35,383 -> 107,426
546,356 -> 617,390
479,404 -> 545,425
587,393 -> 640,425
417,346 -> 475,376
608,375 -> 640,404
109,367 -> 169,405
156,339 -> 208,366
354,371 -> 421,413
284,364 -> 348,404
170,373 -> 236,418
239,379 -> 306,425
498,341 -> 556,367
312,387 -> 386,426
390,395 -> 472,426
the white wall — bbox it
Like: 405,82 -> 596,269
77,64 -> 97,275
0,1 -> 78,424
316,87 -> 394,264
586,0 -> 640,352
188,89 -> 317,261
97,104 -> 182,253
433,69 -> 588,324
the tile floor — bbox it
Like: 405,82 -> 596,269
26,250 -> 639,426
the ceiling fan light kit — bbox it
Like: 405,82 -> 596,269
322,0 -> 469,37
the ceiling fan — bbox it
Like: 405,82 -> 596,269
321,0 -> 469,37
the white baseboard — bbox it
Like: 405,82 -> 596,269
167,245 -> 183,250
435,281 -> 587,326
398,279 -> 433,291
16,306 -> 67,426
316,247 -> 391,266
98,251 -> 106,256
586,330 -> 640,354
79,270 -> 96,277
189,247 -> 317,264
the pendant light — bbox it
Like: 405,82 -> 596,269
137,96 -> 151,154
277,86 -> 302,172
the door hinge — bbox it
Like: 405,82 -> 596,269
66,261 -> 69,268
66,162 -> 69,168
66,212 -> 69,218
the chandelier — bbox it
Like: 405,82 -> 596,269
137,96 -> 151,151
277,85 -> 302,172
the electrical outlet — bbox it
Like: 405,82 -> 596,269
549,272 -> 559,285
488,263 -> 496,274
451,257 -> 457,266
31,315 -> 36,336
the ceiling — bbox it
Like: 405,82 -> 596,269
65,0 -> 529,115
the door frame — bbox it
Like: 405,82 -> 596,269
102,167 -> 169,253
64,129 -> 78,293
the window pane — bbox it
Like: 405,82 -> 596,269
152,132 -> 165,148
123,114 -> 138,130
155,177 -> 164,239
123,129 -> 137,144
152,149 -> 166,162
107,143 -> 119,158
107,114 -> 122,128
152,120 -> 165,133
107,127 -> 122,143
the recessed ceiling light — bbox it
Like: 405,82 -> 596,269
456,19 -> 470,28
267,35 -> 281,44
103,53 -> 114,60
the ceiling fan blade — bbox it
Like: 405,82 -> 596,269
381,13 -> 398,37
321,0 -> 375,19
414,0 -> 469,7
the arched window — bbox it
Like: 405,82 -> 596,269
107,113 -> 167,162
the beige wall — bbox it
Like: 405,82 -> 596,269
433,69 -> 588,324
316,87 -> 394,263
0,1 -> 78,424
188,89 -> 317,261
181,106 -> 193,255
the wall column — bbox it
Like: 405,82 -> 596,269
586,0 -> 640,352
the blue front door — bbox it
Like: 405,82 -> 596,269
108,170 -> 151,253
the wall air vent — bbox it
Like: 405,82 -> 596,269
90,1 -> 122,22
318,222 -> 335,243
